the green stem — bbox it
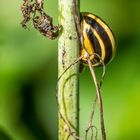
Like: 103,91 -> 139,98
58,0 -> 80,139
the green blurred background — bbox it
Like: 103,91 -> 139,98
0,0 -> 140,140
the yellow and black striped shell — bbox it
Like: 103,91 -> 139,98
81,12 -> 116,67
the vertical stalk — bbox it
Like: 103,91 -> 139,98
58,0 -> 80,140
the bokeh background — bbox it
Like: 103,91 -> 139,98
0,0 -> 140,140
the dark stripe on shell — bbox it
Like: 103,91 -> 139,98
86,28 -> 102,64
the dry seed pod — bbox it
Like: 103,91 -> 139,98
33,14 -> 60,39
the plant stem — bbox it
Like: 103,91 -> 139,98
58,0 -> 80,140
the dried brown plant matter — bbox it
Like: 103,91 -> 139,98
21,0 -> 60,39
